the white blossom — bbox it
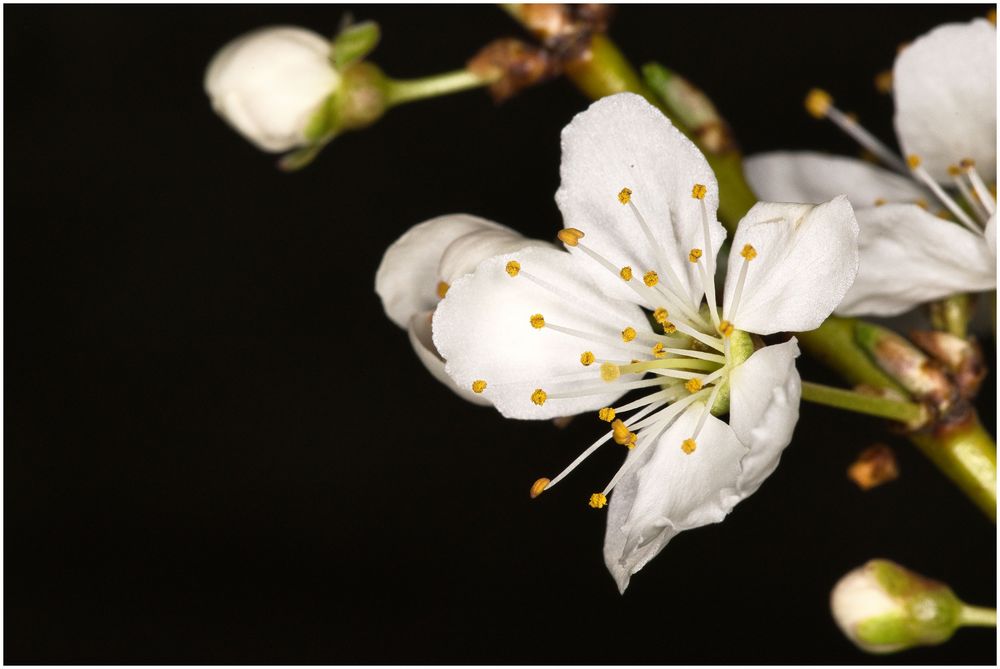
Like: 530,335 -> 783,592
746,19 -> 996,316
428,94 -> 859,591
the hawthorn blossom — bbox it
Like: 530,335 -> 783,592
375,214 -> 549,405
746,18 -> 996,316
429,93 -> 859,591
205,26 -> 342,152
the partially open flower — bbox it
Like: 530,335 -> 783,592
205,26 -> 343,152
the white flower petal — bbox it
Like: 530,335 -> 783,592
893,19 -> 997,183
432,245 -> 648,420
556,93 -> 726,308
603,407 -> 746,593
438,228 -> 551,284
375,214 -> 515,329
724,196 -> 860,334
407,312 -> 492,407
727,339 -> 802,498
204,26 -> 341,152
744,151 -> 928,207
836,204 -> 997,316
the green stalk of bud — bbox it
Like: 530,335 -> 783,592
831,559 -> 995,654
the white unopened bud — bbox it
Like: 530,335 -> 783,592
205,26 -> 340,152
831,559 -> 966,654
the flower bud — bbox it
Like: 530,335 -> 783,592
205,26 -> 343,153
854,322 -> 955,412
831,559 -> 963,653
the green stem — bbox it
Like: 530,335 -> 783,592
385,70 -> 492,107
929,294 -> 973,338
910,415 -> 997,521
800,381 -> 926,425
960,605 -> 997,627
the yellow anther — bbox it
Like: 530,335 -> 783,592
740,244 -> 757,261
651,342 -> 667,359
718,320 -> 735,337
662,321 -> 677,335
598,407 -> 616,422
531,388 -> 547,406
988,8 -> 996,24
681,438 -> 697,455
804,88 -> 832,119
688,248 -> 703,263
685,378 -> 703,393
600,362 -> 621,382
505,260 -> 521,277
874,70 -> 893,94
611,420 -> 637,449
906,154 -> 922,170
653,307 -> 669,324
948,164 -> 962,177
580,351 -> 595,366
530,313 -> 545,329
588,492 -> 608,509
915,198 -> 929,210
557,228 -> 585,247
621,326 -> 637,343
874,198 -> 887,207
436,281 -> 450,298
960,158 -> 976,170
619,266 -> 633,281
530,477 -> 550,499
643,270 -> 659,287
471,379 -> 487,394
691,183 -> 707,200
618,187 -> 632,205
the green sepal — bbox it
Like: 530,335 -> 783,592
853,560 -> 963,652
330,20 -> 380,70
277,134 -> 335,172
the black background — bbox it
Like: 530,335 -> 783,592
5,4 -> 997,664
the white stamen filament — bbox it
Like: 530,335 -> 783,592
543,320 -> 653,355
910,164 -> 980,232
601,392 -> 708,495
518,268 -> 637,323
691,384 -> 724,440
547,377 -> 667,400
825,106 -> 909,174
613,387 -> 682,413
660,348 -> 726,363
672,320 -> 725,352
693,256 -> 721,328
545,399 -> 668,489
724,255 -> 751,322
626,199 -> 705,318
951,172 -> 990,223
574,240 -> 676,313
966,165 -> 996,217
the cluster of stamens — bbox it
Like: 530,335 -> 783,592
465,183 -> 761,509
805,88 -> 996,233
